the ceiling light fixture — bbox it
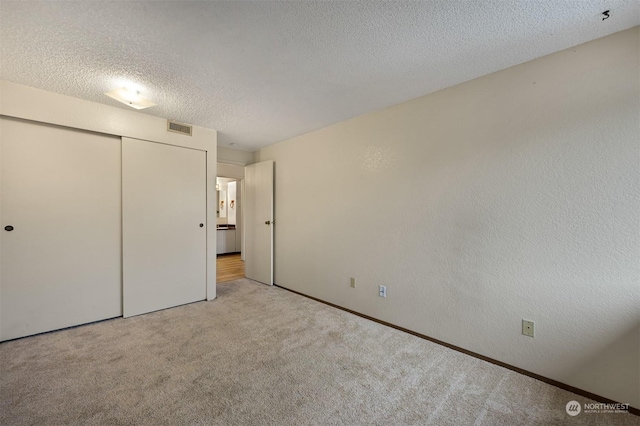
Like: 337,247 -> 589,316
104,87 -> 156,110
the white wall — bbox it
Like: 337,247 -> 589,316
216,177 -> 232,224
256,28 -> 640,407
228,181 -> 237,225
0,80 -> 219,300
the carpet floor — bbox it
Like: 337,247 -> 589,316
0,279 -> 636,425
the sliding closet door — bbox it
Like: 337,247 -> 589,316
0,117 -> 122,341
122,138 -> 206,317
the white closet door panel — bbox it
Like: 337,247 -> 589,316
122,138 -> 206,317
0,117 -> 122,341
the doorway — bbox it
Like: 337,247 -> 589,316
216,160 -> 274,286
216,169 -> 245,283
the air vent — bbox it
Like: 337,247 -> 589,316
167,120 -> 192,136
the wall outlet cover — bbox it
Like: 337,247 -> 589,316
522,319 -> 535,337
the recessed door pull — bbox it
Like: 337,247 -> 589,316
199,223 -> 204,227
4,225 -> 14,231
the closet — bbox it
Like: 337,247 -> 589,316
0,118 -> 209,341
122,137 -> 207,317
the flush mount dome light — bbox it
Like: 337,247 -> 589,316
104,87 -> 156,110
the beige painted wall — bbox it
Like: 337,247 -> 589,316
218,162 -> 246,179
256,28 -> 640,407
0,81 -> 216,152
218,145 -> 255,165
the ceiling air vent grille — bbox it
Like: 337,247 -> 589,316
167,120 -> 193,136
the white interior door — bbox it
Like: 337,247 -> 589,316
0,117 -> 122,341
122,137 -> 206,317
244,160 -> 274,285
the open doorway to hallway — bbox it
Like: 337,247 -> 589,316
216,175 -> 243,283
217,163 -> 246,283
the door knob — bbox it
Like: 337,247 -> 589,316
265,220 -> 271,225
4,225 -> 14,231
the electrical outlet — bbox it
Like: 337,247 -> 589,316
379,285 -> 387,298
350,277 -> 356,288
522,319 -> 534,337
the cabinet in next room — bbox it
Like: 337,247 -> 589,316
216,228 -> 237,254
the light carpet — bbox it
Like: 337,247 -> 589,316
0,278 -> 636,425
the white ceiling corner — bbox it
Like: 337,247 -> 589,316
0,0 -> 638,151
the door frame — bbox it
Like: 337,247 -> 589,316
216,161 -> 248,263
215,175 -> 244,260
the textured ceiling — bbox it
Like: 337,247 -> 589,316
0,1 -> 638,151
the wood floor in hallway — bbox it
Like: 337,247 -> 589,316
217,253 -> 244,282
